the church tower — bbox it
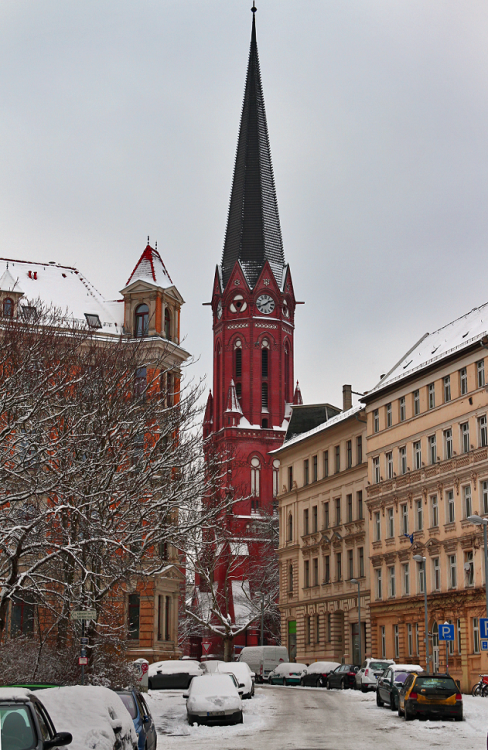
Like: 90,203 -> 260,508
203,6 -> 300,655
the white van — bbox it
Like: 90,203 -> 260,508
238,646 -> 289,683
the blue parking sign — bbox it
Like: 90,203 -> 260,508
480,619 -> 488,640
481,641 -> 488,652
438,624 -> 454,641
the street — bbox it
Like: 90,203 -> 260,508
147,685 -> 488,750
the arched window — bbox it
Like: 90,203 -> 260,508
251,457 -> 260,512
273,459 -> 280,498
288,513 -> 293,541
289,564 -> 294,593
234,340 -> 242,378
164,308 -> 171,340
134,367 -> 147,398
3,298 -> 13,318
261,382 -> 268,410
135,304 -> 149,337
284,342 -> 290,402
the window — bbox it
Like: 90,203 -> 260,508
358,547 -> 364,577
304,459 -> 309,486
235,345 -> 242,378
413,441 -> 422,470
399,397 -> 406,422
304,560 -> 310,588
407,623 -> 413,656
479,416 -> 488,448
429,434 -> 437,464
261,347 -> 269,377
416,499 -> 423,531
313,558 -> 319,587
157,595 -> 172,641
430,494 -> 439,527
447,489 -> 455,523
135,304 -> 149,337
413,390 -> 420,415
428,382 -> 435,409
374,512 -> 381,541
287,514 -> 293,541
323,450 -> 329,478
417,561 -> 425,594
348,549 -> 354,579
273,459 -> 280,499
394,624 -> 399,658
448,554 -> 457,589
324,555 -> 330,584
444,375 -> 451,403
336,552 -> 342,581
357,491 -> 363,520
10,596 -> 35,636
347,494 -> 353,523
482,481 -> 488,515
128,593 -> 140,639
2,297 -> 14,318
415,623 -> 420,655
303,508 -> 309,536
399,446 -> 407,474
473,617 -> 481,654
84,313 -> 102,329
164,308 -> 171,340
306,616 -> 311,645
335,445 -> 340,473
401,504 -> 408,535
327,613 -> 332,642
335,498 -> 341,526
380,625 -> 386,658
403,563 -> 410,595
250,457 -> 261,505
387,507 -> 394,538
432,557 -> 440,590
315,614 -> 320,644
134,367 -> 147,398
388,566 -> 396,597
313,455 -> 318,482
376,569 -> 383,599
347,440 -> 352,469
444,428 -> 453,459
373,409 -> 379,433
460,367 -> 468,395
457,619 -> 462,653
465,550 -> 474,587
461,422 -> 470,453
324,502 -> 329,529
386,452 -> 393,479
478,360 -> 485,388
386,403 -> 392,427
166,372 -> 173,406
261,382 -> 268,409
312,505 -> 318,533
288,564 -> 293,592
288,466 -> 293,491
373,456 -> 380,483
357,436 -> 363,464
463,484 -> 472,518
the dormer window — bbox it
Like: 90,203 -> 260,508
135,304 -> 149,338
164,308 -> 171,341
84,313 -> 102,329
3,298 -> 13,318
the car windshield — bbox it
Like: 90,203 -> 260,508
0,706 -> 37,750
369,662 -> 390,670
116,692 -> 137,719
415,676 -> 457,690
190,676 -> 236,696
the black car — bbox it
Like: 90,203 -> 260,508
376,670 -> 414,711
0,688 -> 72,749
326,664 -> 359,690
300,662 -> 341,688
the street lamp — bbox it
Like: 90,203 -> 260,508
350,578 -> 361,667
413,554 -> 430,675
467,515 -> 488,618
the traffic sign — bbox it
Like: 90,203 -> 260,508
438,624 -> 455,641
80,637 -> 89,644
78,657 -> 88,665
481,641 -> 488,652
202,641 -> 212,655
71,609 -> 97,621
480,618 -> 488,639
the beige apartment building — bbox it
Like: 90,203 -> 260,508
275,388 -> 369,664
363,302 -> 488,692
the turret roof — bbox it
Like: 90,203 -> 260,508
126,243 -> 172,289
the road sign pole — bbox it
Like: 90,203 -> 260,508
81,619 -> 85,686
446,640 -> 448,673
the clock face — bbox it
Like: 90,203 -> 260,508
256,294 -> 275,315
216,300 -> 222,319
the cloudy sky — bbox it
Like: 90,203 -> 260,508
1,0 -> 488,409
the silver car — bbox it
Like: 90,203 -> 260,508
355,659 -> 394,692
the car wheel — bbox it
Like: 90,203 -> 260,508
404,706 -> 414,721
327,680 -> 332,690
361,684 -> 368,694
454,713 -> 463,722
340,679 -> 345,690
187,714 -> 197,726
376,691 -> 384,707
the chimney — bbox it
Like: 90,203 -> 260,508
342,384 -> 352,411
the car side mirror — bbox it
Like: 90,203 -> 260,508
183,693 -> 189,699
43,733 -> 73,749
142,715 -> 150,723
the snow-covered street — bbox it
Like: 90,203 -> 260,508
146,685 -> 488,749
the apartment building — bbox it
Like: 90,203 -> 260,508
363,303 -> 488,691
276,388 -> 369,664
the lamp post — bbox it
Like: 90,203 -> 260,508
467,515 -> 488,618
413,554 -> 430,675
350,578 -> 361,667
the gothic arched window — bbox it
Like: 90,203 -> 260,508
261,382 -> 268,410
261,339 -> 269,377
273,459 -> 280,498
164,308 -> 171,341
250,457 -> 260,497
135,304 -> 149,337
3,298 -> 13,318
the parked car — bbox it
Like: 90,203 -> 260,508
326,664 -> 359,690
300,662 -> 341,688
397,672 -> 463,721
0,687 -> 72,750
38,685 -> 138,749
238,646 -> 289,683
201,660 -> 226,674
148,659 -> 203,690
355,659 -> 394,692
216,662 -> 255,698
268,663 -> 307,686
184,674 -> 243,726
376,665 -> 423,711
115,689 -> 157,750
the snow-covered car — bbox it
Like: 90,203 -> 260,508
216,661 -> 255,698
115,689 -> 157,750
300,661 -> 341,688
37,685 -> 137,750
148,659 -> 203,690
355,658 -> 395,692
200,660 -> 226,674
183,674 -> 243,726
268,663 -> 307,686
0,687 -> 72,750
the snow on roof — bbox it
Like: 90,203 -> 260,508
126,244 -> 172,288
273,403 -> 363,453
367,300 -> 488,397
0,267 -> 23,294
0,687 -> 33,701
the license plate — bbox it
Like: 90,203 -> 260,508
208,711 -> 225,716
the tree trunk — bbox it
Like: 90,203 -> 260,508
223,636 -> 233,662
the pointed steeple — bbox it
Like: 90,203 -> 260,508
221,6 -> 285,291
225,379 -> 243,426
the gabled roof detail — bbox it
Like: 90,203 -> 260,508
220,10 -> 285,292
274,403 -> 363,452
0,267 -> 23,294
226,379 -> 243,415
126,244 -> 172,288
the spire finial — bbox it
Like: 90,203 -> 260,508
147,235 -> 150,245
251,2 -> 256,13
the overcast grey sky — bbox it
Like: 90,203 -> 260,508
1,1 -> 488,409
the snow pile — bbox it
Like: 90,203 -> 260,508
37,685 -> 137,750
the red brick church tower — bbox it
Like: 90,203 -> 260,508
202,5 -> 301,657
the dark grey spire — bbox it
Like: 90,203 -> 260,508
221,8 -> 285,291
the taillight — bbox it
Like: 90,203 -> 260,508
456,693 -> 462,701
365,669 -> 369,676
410,692 -> 418,700
348,672 -> 355,676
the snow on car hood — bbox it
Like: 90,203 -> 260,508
37,686 -> 137,750
148,660 -> 202,677
188,693 -> 241,713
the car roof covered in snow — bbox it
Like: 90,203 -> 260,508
0,687 -> 34,701
148,659 -> 202,676
274,663 -> 307,674
189,674 -> 238,696
305,662 -> 341,674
